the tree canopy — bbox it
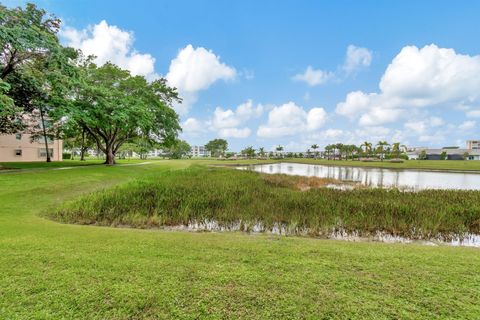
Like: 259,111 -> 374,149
0,3 -> 75,135
165,139 -> 191,159
205,138 -> 228,157
59,62 -> 181,164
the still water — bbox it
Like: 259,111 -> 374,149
240,162 -> 480,190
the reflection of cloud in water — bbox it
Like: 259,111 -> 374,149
242,162 -> 480,190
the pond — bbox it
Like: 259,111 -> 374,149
239,162 -> 480,190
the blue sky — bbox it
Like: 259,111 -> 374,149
5,0 -> 480,151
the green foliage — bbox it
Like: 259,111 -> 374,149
165,139 -> 191,159
0,3 -> 76,134
441,151 -> 447,160
51,166 -> 480,239
0,79 -> 20,133
205,138 -> 228,157
419,150 -> 427,160
257,147 -> 266,157
60,62 -> 181,164
241,146 -> 256,158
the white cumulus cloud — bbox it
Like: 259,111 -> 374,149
458,120 -> 476,131
218,127 -> 251,138
343,45 -> 373,73
466,109 -> 480,118
166,45 -> 236,114
182,117 -> 206,135
257,102 -> 327,138
209,99 -> 263,139
292,66 -> 332,86
61,20 -> 158,80
336,44 -> 480,126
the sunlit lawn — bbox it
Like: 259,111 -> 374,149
0,159 -> 479,319
284,158 -> 480,171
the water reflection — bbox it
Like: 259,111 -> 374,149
241,162 -> 480,190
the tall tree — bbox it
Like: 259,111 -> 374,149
165,139 -> 191,159
59,62 -> 181,165
241,146 -> 256,159
376,141 -> 390,161
391,142 -> 406,160
0,79 -> 19,133
205,138 -> 228,157
311,144 -> 319,159
63,124 -> 95,160
324,144 -> 331,160
0,3 -> 73,135
360,141 -> 372,158
258,147 -> 266,158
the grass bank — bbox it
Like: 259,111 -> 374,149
49,166 -> 480,240
1,159 -> 480,318
283,158 -> 480,171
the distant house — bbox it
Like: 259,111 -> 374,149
0,133 -> 63,162
407,148 -> 480,160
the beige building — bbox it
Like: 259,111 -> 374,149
0,133 -> 63,162
466,140 -> 480,150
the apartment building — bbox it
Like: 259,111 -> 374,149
0,133 -> 63,162
466,140 -> 480,149
189,145 -> 211,157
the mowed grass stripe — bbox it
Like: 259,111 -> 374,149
0,160 -> 479,319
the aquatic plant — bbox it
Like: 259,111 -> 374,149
49,166 -> 480,240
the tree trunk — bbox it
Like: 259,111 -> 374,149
39,106 -> 51,163
80,128 -> 86,161
104,143 -> 116,165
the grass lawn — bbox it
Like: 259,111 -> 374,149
0,159 -> 479,319
282,158 -> 480,171
0,158 -> 156,170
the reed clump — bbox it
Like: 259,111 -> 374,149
49,166 -> 480,240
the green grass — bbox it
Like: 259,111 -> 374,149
1,159 -> 480,319
4,157 -> 480,171
50,166 -> 480,240
283,158 -> 480,171
0,158 -> 156,169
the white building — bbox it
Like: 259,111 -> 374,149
406,148 -> 480,160
189,145 -> 211,157
148,149 -> 165,157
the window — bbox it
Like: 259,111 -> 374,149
14,149 -> 22,156
15,134 -> 22,140
38,148 -> 53,158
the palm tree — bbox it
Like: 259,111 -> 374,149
275,145 -> 283,158
360,141 -> 372,159
336,143 -> 344,160
258,147 -> 266,158
376,141 -> 390,161
391,142 -> 406,160
311,144 -> 319,159
242,146 -> 256,159
324,145 -> 331,160
344,144 -> 356,160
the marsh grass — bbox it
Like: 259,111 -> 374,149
48,166 -> 480,240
